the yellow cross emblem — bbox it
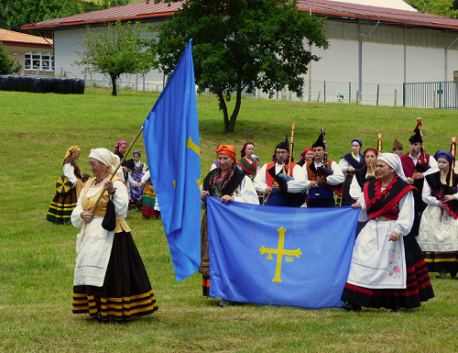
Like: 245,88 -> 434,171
259,227 -> 302,283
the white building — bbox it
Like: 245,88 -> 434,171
22,0 -> 458,106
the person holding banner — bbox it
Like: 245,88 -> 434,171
254,136 -> 307,207
342,153 -> 434,312
304,133 -> 344,208
417,151 -> 458,279
71,148 -> 158,321
46,146 -> 83,225
200,145 -> 259,306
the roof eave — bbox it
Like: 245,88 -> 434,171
300,7 -> 458,31
0,41 -> 53,49
21,11 -> 176,31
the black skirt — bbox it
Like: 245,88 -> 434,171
72,231 -> 158,321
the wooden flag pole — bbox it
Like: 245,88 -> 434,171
90,126 -> 144,215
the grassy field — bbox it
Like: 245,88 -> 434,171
1,88 -> 458,352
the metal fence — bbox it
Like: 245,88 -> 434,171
403,81 -> 458,110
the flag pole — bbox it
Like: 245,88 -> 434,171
90,126 -> 144,215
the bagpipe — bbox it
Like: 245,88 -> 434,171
315,128 -> 335,196
413,118 -> 430,173
264,123 -> 305,205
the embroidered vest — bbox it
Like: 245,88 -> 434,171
81,175 -> 131,233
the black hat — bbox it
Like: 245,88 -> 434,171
409,129 -> 423,143
276,135 -> 289,152
124,159 -> 135,170
312,133 -> 325,148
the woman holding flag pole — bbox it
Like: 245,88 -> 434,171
200,145 -> 259,307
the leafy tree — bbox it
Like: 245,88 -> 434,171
405,0 -> 458,18
152,0 -> 328,132
74,20 -> 156,96
1,0 -> 131,31
0,42 -> 22,74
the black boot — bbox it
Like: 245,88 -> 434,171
342,302 -> 361,312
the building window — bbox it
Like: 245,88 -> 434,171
24,52 -> 54,71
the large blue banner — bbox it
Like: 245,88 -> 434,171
207,197 -> 359,309
143,40 -> 200,282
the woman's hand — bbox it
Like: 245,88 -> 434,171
103,180 -> 115,194
80,211 -> 94,224
264,187 -> 272,195
442,194 -> 456,203
388,231 -> 400,242
221,195 -> 234,203
438,201 -> 446,209
201,190 -> 209,201
137,181 -> 144,188
352,202 -> 361,209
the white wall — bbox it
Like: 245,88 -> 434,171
54,25 -> 165,89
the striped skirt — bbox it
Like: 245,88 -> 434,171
142,181 -> 160,218
424,252 -> 458,274
341,259 -> 434,310
72,230 -> 158,321
46,188 -> 78,225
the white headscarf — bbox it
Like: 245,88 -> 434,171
89,148 -> 124,180
377,153 -> 407,182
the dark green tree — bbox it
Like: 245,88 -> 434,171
74,20 -> 156,96
405,0 -> 458,18
0,42 -> 22,74
152,0 -> 328,132
1,0 -> 131,31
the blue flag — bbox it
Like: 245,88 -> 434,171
206,197 -> 360,309
143,40 -> 200,282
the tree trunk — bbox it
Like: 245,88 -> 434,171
217,90 -> 230,132
226,79 -> 243,133
111,75 -> 117,96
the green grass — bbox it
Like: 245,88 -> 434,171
1,88 -> 458,352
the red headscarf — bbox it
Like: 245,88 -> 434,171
363,148 -> 378,166
216,145 -> 236,165
300,147 -> 313,161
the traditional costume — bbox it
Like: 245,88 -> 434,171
400,129 -> 438,237
46,146 -> 83,225
71,148 -> 158,321
349,148 -> 378,235
304,134 -> 344,208
417,151 -> 458,277
237,142 -> 260,181
141,170 -> 161,219
129,151 -> 146,209
342,153 -> 434,311
200,145 -> 259,298
339,139 -> 365,206
254,137 -> 307,207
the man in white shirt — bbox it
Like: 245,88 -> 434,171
303,133 -> 345,207
254,136 -> 307,207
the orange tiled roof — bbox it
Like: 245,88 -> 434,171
0,28 -> 53,46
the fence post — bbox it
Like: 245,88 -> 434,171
317,92 -> 321,103
324,81 -> 326,103
376,84 -> 380,106
402,83 -> 406,107
349,82 -> 351,103
143,75 -> 145,92
394,89 -> 397,107
356,90 -> 359,104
